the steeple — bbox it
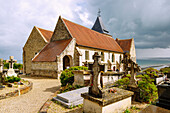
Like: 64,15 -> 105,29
92,9 -> 109,34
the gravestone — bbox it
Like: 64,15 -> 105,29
81,52 -> 134,113
6,56 -> 17,77
53,87 -> 88,108
89,52 -> 105,98
0,58 -> 5,88
156,80 -> 170,110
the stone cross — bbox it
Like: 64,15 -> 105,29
6,56 -> 17,77
6,56 -> 17,69
89,52 -> 104,98
128,59 -> 141,88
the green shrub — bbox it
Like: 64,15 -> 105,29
115,76 -> 130,89
160,67 -> 170,73
143,68 -> 159,77
60,66 -> 88,86
138,74 -> 158,103
5,76 -> 21,83
60,84 -> 84,93
143,67 -> 159,73
136,75 -> 143,78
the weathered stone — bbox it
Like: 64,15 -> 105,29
6,56 -> 17,77
53,87 -> 88,108
89,52 -> 104,98
81,87 -> 134,113
23,26 -> 48,74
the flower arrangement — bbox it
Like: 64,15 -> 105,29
108,88 -> 117,93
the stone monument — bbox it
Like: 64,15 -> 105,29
81,52 -> 134,113
6,56 -> 17,77
0,58 -> 5,88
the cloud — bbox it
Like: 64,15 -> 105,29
85,0 -> 170,49
0,0 -> 170,60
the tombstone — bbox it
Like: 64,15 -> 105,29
89,52 -> 104,98
6,56 -> 17,77
81,52 -> 134,113
0,58 -> 5,88
156,80 -> 170,110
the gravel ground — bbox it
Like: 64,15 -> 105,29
0,76 -> 61,113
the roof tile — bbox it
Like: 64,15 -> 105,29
37,27 -> 53,42
62,18 -> 123,53
32,39 -> 72,62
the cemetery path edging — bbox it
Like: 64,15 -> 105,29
0,80 -> 33,100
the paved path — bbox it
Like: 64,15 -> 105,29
0,76 -> 61,113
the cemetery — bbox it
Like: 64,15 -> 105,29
0,5 -> 170,113
47,52 -> 169,113
1,55 -> 169,113
0,56 -> 33,100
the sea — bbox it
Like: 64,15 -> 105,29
137,57 -> 170,70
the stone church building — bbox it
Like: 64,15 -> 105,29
23,15 -> 136,78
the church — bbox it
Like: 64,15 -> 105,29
23,14 -> 136,78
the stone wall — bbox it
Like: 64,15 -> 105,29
23,26 -> 47,74
77,46 -> 124,72
50,16 -> 72,42
31,62 -> 58,78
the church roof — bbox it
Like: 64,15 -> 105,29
62,18 -> 123,53
91,16 -> 109,34
116,38 -> 132,52
32,39 -> 72,62
37,27 -> 53,42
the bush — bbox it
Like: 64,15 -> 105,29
5,76 -> 21,83
138,74 -> 158,103
143,67 -> 159,73
60,84 -> 84,93
160,67 -> 170,73
115,75 -> 130,89
60,66 -> 88,86
136,75 -> 143,78
143,68 -> 159,78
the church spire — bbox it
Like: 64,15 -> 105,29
92,9 -> 109,34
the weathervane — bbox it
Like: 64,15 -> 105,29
98,8 -> 101,17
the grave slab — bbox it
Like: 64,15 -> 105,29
53,87 -> 88,108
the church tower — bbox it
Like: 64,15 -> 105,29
92,9 -> 109,34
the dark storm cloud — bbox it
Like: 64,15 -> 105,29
85,0 -> 170,49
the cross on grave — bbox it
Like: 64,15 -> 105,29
89,52 -> 105,98
6,56 -> 17,69
6,56 -> 17,77
123,53 -> 141,88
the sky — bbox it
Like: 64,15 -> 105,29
0,0 -> 170,62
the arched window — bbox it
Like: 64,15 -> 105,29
101,52 -> 104,61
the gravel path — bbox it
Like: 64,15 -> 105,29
0,76 -> 61,113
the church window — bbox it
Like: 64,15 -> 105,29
112,54 -> 115,62
120,55 -> 122,63
101,52 -> 104,61
85,51 -> 89,60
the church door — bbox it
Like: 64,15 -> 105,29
63,55 -> 70,70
